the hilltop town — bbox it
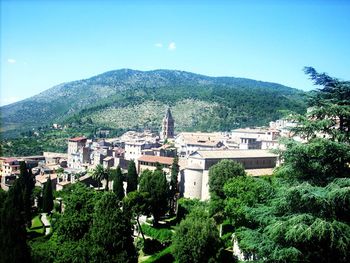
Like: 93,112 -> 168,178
1,107 -> 300,200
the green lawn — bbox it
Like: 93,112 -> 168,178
32,215 -> 43,228
27,215 -> 45,236
142,245 -> 174,263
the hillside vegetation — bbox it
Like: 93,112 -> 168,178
0,69 -> 307,156
1,69 -> 306,139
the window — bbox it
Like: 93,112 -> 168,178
194,182 -> 196,186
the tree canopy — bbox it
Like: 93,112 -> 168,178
223,68 -> 350,262
42,175 -> 54,213
139,169 -> 169,225
90,192 -> 137,262
208,160 -> 246,200
127,160 -> 138,193
172,209 -> 224,263
0,177 -> 31,263
112,166 -> 125,200
90,164 -> 110,190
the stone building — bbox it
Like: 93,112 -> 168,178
137,155 -> 174,174
161,108 -> 175,140
180,149 -> 278,200
175,132 -> 225,157
67,137 -> 90,170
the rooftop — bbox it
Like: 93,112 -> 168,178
191,149 -> 278,159
138,155 -> 174,165
43,152 -> 68,158
69,136 -> 87,142
232,128 -> 267,134
36,174 -> 58,184
177,132 -> 223,146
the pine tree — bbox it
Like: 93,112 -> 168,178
126,160 -> 138,193
113,166 -> 124,200
42,176 -> 54,213
292,67 -> 350,142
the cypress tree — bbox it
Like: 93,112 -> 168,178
126,160 -> 138,193
113,166 -> 125,200
19,162 -> 35,226
0,179 -> 31,263
170,157 -> 179,214
42,176 -> 54,213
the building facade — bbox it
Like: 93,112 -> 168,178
180,149 -> 278,200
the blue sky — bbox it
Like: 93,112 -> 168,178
1,0 -> 350,106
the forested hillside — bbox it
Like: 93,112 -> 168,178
1,69 -> 306,139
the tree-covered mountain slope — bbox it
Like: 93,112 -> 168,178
0,69 -> 306,138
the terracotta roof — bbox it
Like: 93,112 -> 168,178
138,155 -> 174,165
69,136 -> 87,142
4,158 -> 18,163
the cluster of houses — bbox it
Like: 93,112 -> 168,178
0,108 -> 299,201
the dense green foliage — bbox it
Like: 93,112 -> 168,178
142,245 -> 174,263
19,162 -> 36,226
221,68 -> 350,262
31,184 -> 138,262
141,224 -> 173,244
172,208 -> 224,263
169,157 -> 179,214
54,184 -> 98,242
276,138 -> 350,185
89,164 -> 110,190
90,192 -> 137,262
209,160 -> 246,200
127,160 -> 138,193
139,169 -> 170,225
112,166 -> 125,200
292,67 -> 350,142
176,198 -> 208,222
0,173 -> 32,262
42,176 -> 54,213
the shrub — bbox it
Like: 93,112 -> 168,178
141,224 -> 173,244
143,238 -> 163,255
143,246 -> 174,263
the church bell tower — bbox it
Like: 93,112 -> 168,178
161,108 -> 175,140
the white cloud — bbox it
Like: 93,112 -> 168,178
154,43 -> 163,48
7,58 -> 16,64
168,42 -> 176,51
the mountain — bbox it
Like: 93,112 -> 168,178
0,69 -> 306,138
